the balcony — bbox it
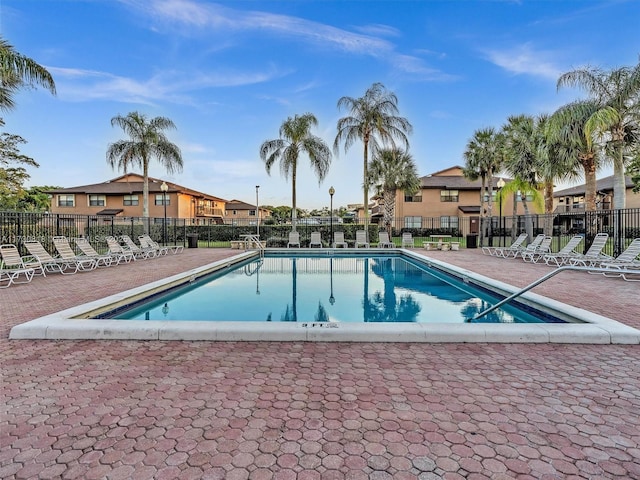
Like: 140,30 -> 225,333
196,206 -> 224,217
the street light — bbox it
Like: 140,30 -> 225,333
497,178 -> 505,247
329,186 -> 335,246
255,185 -> 260,238
160,181 -> 168,246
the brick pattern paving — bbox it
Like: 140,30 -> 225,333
1,248 -> 639,479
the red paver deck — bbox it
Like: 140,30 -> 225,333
1,247 -> 639,479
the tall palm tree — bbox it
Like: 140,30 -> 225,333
367,148 -> 420,233
0,36 -> 56,111
557,60 -> 640,209
546,100 -> 602,211
260,113 -> 331,231
463,127 -> 502,246
501,114 -> 545,240
106,112 -> 183,218
334,82 -> 412,227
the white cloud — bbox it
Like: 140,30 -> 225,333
47,66 -> 284,105
121,0 -> 452,80
483,43 -> 562,80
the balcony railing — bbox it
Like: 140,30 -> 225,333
196,206 -> 224,217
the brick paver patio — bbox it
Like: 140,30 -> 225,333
1,247 -> 639,479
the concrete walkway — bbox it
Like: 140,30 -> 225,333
1,248 -> 639,479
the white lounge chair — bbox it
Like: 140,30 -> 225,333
309,232 -> 323,248
521,236 -> 553,263
73,237 -> 116,267
401,232 -> 414,248
0,244 -> 37,287
141,234 -> 183,255
333,231 -> 348,248
378,231 -> 394,248
567,233 -> 612,267
482,233 -> 527,257
504,234 -> 546,259
540,235 -> 583,266
120,234 -> 156,259
138,235 -> 170,256
53,236 -> 98,271
355,230 -> 369,248
106,236 -> 135,263
592,238 -> 640,278
287,231 -> 300,248
24,239 -> 78,274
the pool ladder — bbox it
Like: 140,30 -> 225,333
242,234 -> 265,258
472,265 -> 639,321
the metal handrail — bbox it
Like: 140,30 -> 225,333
471,265 -> 640,321
240,234 -> 266,258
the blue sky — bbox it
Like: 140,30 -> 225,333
2,0 -> 639,210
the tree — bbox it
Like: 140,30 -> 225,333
501,114 -> 545,240
463,127 -> 502,246
557,60 -> 640,209
334,82 -> 412,227
260,113 -> 331,231
628,146 -> 640,193
0,36 -> 56,111
0,119 -> 39,209
106,112 -> 183,218
16,185 -> 58,212
546,100 -> 602,211
367,148 -> 420,233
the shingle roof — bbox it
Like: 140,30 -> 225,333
226,200 -> 256,210
47,174 -> 227,202
553,175 -> 634,197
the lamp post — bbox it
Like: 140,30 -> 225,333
160,181 -> 168,246
255,185 -> 260,238
329,186 -> 335,245
497,178 -> 505,247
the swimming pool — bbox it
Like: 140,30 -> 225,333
9,249 -> 640,343
107,253 -> 564,324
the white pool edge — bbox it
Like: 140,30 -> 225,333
9,248 -> 640,344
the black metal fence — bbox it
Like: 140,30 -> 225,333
1,208 -> 639,255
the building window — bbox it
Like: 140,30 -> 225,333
155,194 -> 170,206
516,191 -> 535,202
404,216 -> 422,228
483,191 -> 498,202
88,195 -> 106,207
57,194 -> 75,207
123,195 -> 139,206
440,190 -> 459,202
249,210 -> 256,216
440,216 -> 459,229
232,210 -> 237,215
404,194 -> 422,202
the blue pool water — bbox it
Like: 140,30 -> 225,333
108,254 -> 565,324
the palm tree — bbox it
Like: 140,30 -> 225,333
367,148 -> 420,233
501,114 -> 545,240
557,60 -> 640,210
260,113 -> 331,231
334,82 -> 412,227
0,36 -> 56,111
463,127 -> 502,246
546,100 -> 602,211
106,112 -> 183,218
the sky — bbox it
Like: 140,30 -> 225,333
2,0 -> 639,210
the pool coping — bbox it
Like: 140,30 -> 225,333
9,248 -> 640,343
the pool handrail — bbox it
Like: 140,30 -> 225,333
471,265 -> 640,321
